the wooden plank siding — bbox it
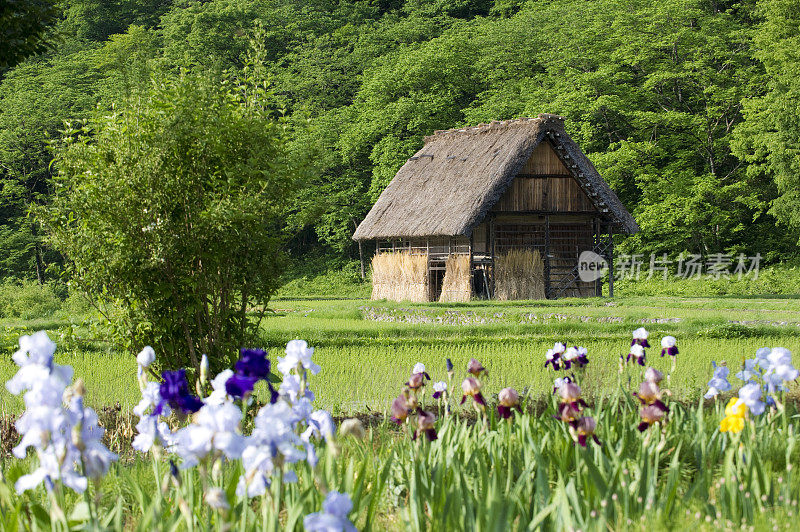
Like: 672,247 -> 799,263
522,141 -> 571,175
492,141 -> 597,213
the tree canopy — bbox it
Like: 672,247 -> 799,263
1,0 -> 799,286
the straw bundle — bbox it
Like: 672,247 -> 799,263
495,249 -> 545,300
370,252 -> 429,302
439,254 -> 471,302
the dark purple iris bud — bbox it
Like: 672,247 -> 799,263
160,369 -> 203,414
235,348 -> 271,380
169,460 -> 181,486
446,358 -> 454,373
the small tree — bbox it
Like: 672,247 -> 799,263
42,68 -> 303,371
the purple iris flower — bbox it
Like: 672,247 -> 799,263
544,349 -> 561,370
660,336 -> 678,357
631,327 -> 651,348
225,374 -> 259,400
235,348 -> 271,380
446,358 -> 454,373
159,369 -> 203,414
225,348 -> 278,402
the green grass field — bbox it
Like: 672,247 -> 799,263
2,295 -> 799,414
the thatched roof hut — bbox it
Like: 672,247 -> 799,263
354,114 -> 638,301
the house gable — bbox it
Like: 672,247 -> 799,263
491,141 -> 597,213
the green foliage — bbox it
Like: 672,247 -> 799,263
41,67 -> 305,371
2,0 -> 800,281
0,0 -> 60,71
0,280 -> 62,320
732,0 -> 800,240
276,259 -> 370,299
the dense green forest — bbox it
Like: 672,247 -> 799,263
2,0 -> 800,283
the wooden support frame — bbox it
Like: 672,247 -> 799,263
593,217 -> 601,297
544,214 -> 551,299
489,215 -> 496,299
469,232 -> 474,300
608,225 -> 615,298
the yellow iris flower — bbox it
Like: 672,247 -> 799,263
720,397 -> 747,433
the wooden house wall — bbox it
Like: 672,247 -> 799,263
492,142 -> 596,213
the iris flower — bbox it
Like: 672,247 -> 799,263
460,377 -> 486,406
638,404 -> 666,431
553,376 -> 571,394
633,381 -> 668,413
406,373 -> 425,390
558,382 -> 586,409
544,348 -> 561,370
432,381 -> 447,399
660,336 -> 678,357
737,382 -> 765,415
704,362 -> 731,399
556,402 -> 581,425
304,491 -> 357,532
632,327 -> 650,348
467,358 -> 487,377
391,394 -> 410,424
720,398 -> 747,433
412,362 -> 431,381
278,340 -> 321,376
644,367 -> 663,384
627,344 -> 646,366
159,370 -> 203,415
414,410 -> 438,441
574,417 -> 601,447
225,348 -> 278,403
497,387 -> 522,419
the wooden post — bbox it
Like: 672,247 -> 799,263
490,216 -> 496,299
608,225 -> 614,298
544,215 -> 551,299
358,239 -> 365,281
593,217 -> 601,297
469,231 -> 474,299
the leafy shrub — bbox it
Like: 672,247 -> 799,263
0,280 -> 62,320
41,65 -> 307,372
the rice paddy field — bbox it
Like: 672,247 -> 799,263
2,295 -> 800,414
3,294 -> 800,531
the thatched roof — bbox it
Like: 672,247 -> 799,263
353,114 -> 639,241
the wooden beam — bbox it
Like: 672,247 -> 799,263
490,215 -> 496,299
358,239 -> 365,281
491,210 -> 601,216
469,232 -> 474,300
544,214 -> 551,299
608,225 -> 614,298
